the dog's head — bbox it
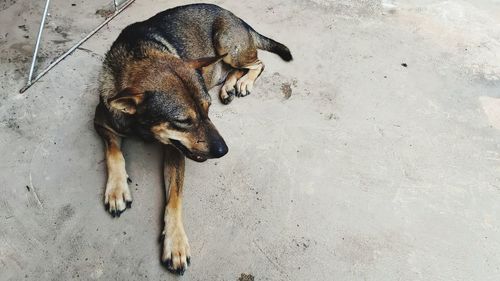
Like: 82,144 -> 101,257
108,54 -> 228,162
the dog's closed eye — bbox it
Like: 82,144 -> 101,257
173,117 -> 194,128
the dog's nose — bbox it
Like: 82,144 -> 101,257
210,139 -> 228,158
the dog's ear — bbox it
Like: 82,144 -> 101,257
108,87 -> 144,114
185,53 -> 227,69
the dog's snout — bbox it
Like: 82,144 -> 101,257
209,138 -> 228,158
204,120 -> 228,158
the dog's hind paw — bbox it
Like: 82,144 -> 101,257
220,87 -> 235,105
235,73 -> 255,97
104,176 -> 132,217
161,225 -> 191,275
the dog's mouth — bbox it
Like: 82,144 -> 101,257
169,139 -> 207,162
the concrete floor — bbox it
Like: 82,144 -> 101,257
1,0 -> 500,280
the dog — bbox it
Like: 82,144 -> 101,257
94,3 -> 292,275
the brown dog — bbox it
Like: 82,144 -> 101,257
94,3 -> 292,275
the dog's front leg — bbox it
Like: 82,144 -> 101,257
95,125 -> 132,217
161,145 -> 191,275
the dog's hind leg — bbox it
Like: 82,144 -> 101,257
161,145 -> 191,275
95,125 -> 132,217
213,17 -> 265,103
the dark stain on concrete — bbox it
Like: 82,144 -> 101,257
54,26 -> 69,39
281,82 -> 292,99
238,273 -> 255,281
0,0 -> 16,11
95,8 -> 114,18
54,204 -> 75,231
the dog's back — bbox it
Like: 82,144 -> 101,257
99,4 -> 292,102
99,4 -> 228,101
104,4 -> 231,71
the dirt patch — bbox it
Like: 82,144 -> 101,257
238,273 -> 254,281
53,204 -> 75,232
281,82 -> 292,99
54,25 -> 69,39
292,237 -> 314,251
95,8 -> 114,18
0,0 -> 16,11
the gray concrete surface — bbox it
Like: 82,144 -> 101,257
1,0 -> 500,280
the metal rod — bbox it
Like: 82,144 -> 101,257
27,0 -> 51,84
115,0 -> 127,10
20,0 -> 135,93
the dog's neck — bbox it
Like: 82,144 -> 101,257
143,47 -> 180,62
148,34 -> 181,58
118,49 -> 210,109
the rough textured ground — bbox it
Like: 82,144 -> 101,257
1,0 -> 500,280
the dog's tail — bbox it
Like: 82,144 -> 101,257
250,29 -> 293,62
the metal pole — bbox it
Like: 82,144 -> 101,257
27,0 -> 51,84
115,0 -> 127,10
20,0 -> 135,93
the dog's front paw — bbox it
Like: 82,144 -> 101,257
104,176 -> 132,217
161,223 -> 191,275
